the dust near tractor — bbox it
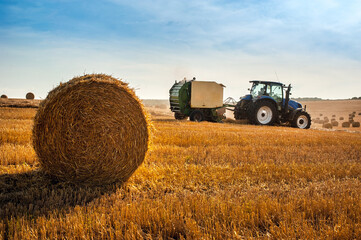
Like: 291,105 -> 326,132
169,78 -> 311,129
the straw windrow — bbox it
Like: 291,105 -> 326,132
32,74 -> 150,185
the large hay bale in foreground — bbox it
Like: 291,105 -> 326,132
32,74 -> 150,185
0,94 -> 7,99
26,92 -> 35,99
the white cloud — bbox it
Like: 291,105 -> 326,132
1,1 -> 361,99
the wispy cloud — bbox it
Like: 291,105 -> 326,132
1,0 -> 361,99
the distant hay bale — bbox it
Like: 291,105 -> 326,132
358,113 -> 361,116
331,121 -> 338,127
342,122 -> 350,128
349,119 -> 354,124
320,114 -> 323,116
323,117 -> 329,123
352,122 -> 360,127
339,117 -> 344,120
332,114 -> 336,117
0,94 -> 7,99
26,92 -> 35,100
322,123 -> 332,129
318,120 -> 324,124
32,74 -> 150,185
331,118 -> 336,122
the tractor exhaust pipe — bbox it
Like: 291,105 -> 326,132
283,84 -> 291,115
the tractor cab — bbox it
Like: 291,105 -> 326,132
249,81 -> 284,108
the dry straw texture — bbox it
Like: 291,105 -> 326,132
26,92 -> 35,100
32,74 -> 150,185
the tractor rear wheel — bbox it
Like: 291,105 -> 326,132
292,111 -> 311,129
251,101 -> 277,125
190,110 -> 204,122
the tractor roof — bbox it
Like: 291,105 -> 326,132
250,80 -> 285,86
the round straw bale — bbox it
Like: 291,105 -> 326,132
331,121 -> 338,127
0,94 -> 7,99
332,114 -> 336,117
319,114 -> 323,116
323,117 -> 329,123
358,113 -> 361,115
331,118 -> 335,122
322,123 -> 332,129
349,119 -> 354,124
318,120 -> 324,124
32,74 -> 150,185
26,92 -> 35,99
352,122 -> 360,127
342,122 -> 350,128
339,117 -> 344,120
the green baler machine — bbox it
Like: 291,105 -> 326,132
169,78 -> 226,122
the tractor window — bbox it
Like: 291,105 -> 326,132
270,84 -> 283,102
251,83 -> 266,98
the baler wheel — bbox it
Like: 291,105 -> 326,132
190,110 -> 204,122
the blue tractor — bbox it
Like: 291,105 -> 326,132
234,80 -> 311,129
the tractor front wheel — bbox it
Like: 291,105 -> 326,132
292,111 -> 311,129
190,110 -> 204,122
251,101 -> 277,125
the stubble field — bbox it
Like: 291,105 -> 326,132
0,105 -> 361,239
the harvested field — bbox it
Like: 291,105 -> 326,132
0,104 -> 361,239
0,98 -> 41,108
301,100 -> 361,131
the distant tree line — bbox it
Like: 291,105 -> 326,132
293,97 -> 323,101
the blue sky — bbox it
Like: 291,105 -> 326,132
1,0 -> 361,99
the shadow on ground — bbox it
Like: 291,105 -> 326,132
0,170 -> 122,219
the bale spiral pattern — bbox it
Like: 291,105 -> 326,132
26,92 -> 35,99
32,74 -> 150,184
